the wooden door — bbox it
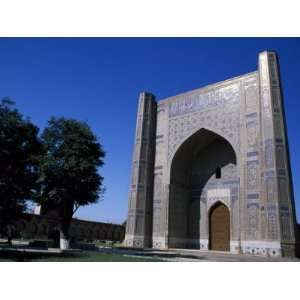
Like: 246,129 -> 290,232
209,203 -> 230,251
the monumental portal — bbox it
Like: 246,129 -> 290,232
124,51 -> 299,257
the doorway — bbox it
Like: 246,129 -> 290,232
209,202 -> 230,251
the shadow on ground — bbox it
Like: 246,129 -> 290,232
0,249 -> 164,262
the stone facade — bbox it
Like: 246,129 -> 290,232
125,51 -> 299,257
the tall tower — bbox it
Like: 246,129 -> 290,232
258,51 -> 298,256
124,92 -> 157,248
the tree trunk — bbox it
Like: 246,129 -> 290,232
7,225 -> 13,247
59,201 -> 73,250
60,225 -> 70,250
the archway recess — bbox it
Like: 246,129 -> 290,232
168,128 -> 237,249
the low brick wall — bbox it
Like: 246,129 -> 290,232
11,213 -> 125,243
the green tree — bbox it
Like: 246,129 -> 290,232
35,117 -> 105,249
0,98 -> 42,244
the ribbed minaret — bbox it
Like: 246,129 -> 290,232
124,92 -> 157,248
258,51 -> 298,256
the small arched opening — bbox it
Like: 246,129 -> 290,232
209,202 -> 230,251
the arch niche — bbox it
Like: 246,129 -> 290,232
168,128 -> 237,250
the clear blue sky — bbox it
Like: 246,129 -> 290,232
0,38 -> 299,224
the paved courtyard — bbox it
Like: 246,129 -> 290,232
1,244 -> 299,261
112,248 -> 300,262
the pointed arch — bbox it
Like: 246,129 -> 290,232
208,200 -> 230,215
169,128 -> 237,181
168,127 -> 236,249
168,127 -> 238,172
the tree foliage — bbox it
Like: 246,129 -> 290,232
0,98 -> 42,238
35,117 -> 105,247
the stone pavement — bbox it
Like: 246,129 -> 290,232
1,244 -> 299,261
110,248 -> 300,262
